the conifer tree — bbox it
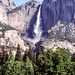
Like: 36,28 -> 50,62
5,51 -> 9,62
0,52 -> 2,64
28,47 -> 35,64
47,49 -> 54,74
1,46 -> 8,64
1,54 -> 15,75
36,46 -> 42,59
71,53 -> 75,62
24,56 -> 34,75
36,54 -> 46,75
35,47 -> 47,74
9,50 -> 12,55
23,49 -> 28,61
52,47 -> 72,75
15,44 -> 22,61
2,54 -> 25,75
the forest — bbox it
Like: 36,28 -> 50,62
0,44 -> 75,75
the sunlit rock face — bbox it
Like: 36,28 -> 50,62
0,29 -> 29,51
41,38 -> 75,53
0,1 -> 8,24
0,0 -> 40,33
8,1 -> 40,33
1,0 -> 16,10
0,0 -> 16,24
41,0 -> 75,33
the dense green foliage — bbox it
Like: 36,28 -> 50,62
0,45 -> 75,75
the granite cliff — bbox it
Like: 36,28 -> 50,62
8,1 -> 40,33
0,0 -> 40,54
0,0 -> 16,24
0,23 -> 29,56
41,0 -> 75,53
0,0 -> 40,33
41,0 -> 75,33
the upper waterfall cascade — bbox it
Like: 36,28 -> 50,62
22,6 -> 42,45
33,6 -> 42,44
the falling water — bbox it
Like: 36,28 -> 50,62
22,6 -> 42,45
33,6 -> 42,44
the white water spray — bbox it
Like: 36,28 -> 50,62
22,6 -> 42,44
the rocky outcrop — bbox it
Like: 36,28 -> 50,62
0,0 -> 16,24
48,21 -> 75,43
0,22 -> 29,56
41,21 -> 75,53
1,0 -> 16,10
41,38 -> 75,53
0,26 -> 29,51
0,1 -> 8,24
41,0 -> 75,33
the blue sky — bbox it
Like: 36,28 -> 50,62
12,0 -> 43,6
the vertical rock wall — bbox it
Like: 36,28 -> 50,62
41,0 -> 75,33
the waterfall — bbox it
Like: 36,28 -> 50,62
33,6 -> 42,44
22,6 -> 42,45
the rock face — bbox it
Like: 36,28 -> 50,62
48,21 -> 75,43
0,0 -> 40,54
0,0 -> 40,33
41,0 -> 75,33
41,38 -> 75,53
0,0 -> 16,24
7,1 -> 40,32
5,30 -> 28,50
40,21 -> 75,53
1,0 -> 16,10
0,0 -> 8,24
40,0 -> 75,53
0,25 -> 29,52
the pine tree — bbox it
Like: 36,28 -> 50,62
15,44 -> 22,61
47,49 -> 54,74
23,49 -> 28,61
1,46 -> 8,65
36,46 -> 42,59
71,53 -> 75,62
9,50 -> 12,55
5,51 -> 9,62
24,56 -> 34,75
28,47 -> 35,64
52,47 -> 72,75
2,54 -> 25,75
1,54 -> 15,75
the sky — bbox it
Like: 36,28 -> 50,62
12,0 -> 43,6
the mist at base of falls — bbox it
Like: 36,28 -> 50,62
22,6 -> 43,49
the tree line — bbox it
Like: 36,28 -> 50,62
0,44 -> 75,75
